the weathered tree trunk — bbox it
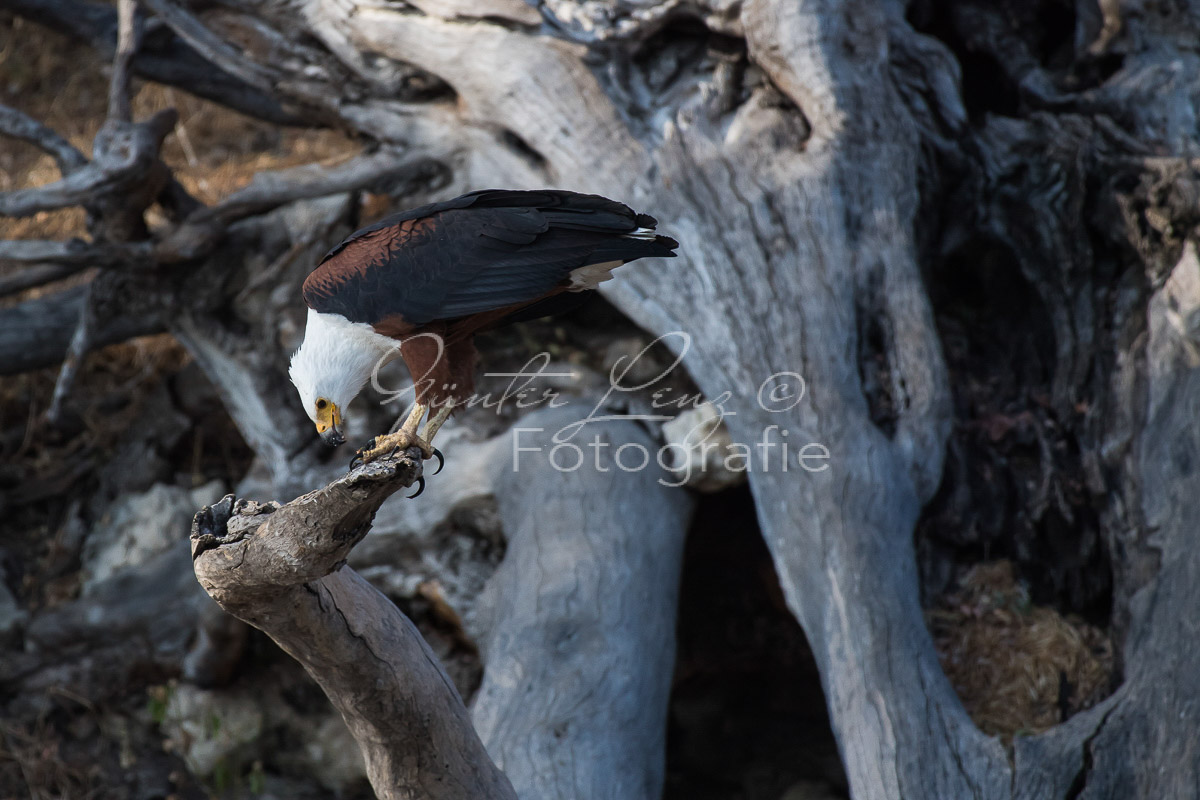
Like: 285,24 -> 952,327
219,0 -> 1198,794
471,408 -> 694,799
8,0 -> 1200,796
256,1 -> 1003,793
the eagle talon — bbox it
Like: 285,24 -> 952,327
407,476 -> 426,499
431,448 -> 444,475
349,432 -> 437,472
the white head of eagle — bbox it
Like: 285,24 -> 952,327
289,308 -> 397,446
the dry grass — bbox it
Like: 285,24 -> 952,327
928,561 -> 1115,742
0,719 -> 98,800
2,13 -> 108,243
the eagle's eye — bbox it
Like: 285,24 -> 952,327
316,398 -> 328,410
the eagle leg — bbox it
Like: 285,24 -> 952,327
352,402 -> 437,467
420,403 -> 456,448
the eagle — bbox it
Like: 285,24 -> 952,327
288,189 -> 678,489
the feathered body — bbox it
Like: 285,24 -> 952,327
289,189 -> 678,457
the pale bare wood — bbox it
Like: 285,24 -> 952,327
471,407 -> 694,800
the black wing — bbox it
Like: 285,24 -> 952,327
301,189 -> 678,327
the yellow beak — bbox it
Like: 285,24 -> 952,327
315,402 -> 344,446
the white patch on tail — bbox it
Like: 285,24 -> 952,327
568,260 -> 623,291
624,226 -> 659,240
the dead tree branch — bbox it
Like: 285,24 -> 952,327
191,454 -> 518,800
0,239 -> 150,268
0,160 -> 145,219
5,0 -> 308,126
0,263 -> 83,299
0,109 -> 175,219
108,0 -> 141,124
46,280 -> 99,427
39,9 -> 146,427
194,148 -> 447,227
138,0 -> 276,95
0,104 -> 87,175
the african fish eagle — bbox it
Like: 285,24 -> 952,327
289,189 -> 678,486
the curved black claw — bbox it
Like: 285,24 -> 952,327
407,475 -> 426,499
431,448 -> 444,475
349,452 -> 364,469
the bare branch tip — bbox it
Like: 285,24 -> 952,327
109,0 -> 144,123
190,494 -> 281,560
